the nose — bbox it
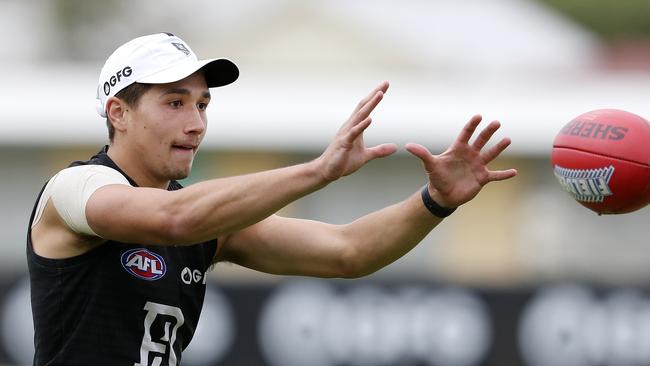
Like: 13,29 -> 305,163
184,108 -> 206,135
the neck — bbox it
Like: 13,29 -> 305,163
106,143 -> 170,189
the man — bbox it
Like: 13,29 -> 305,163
27,33 -> 516,365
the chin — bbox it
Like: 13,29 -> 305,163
172,173 -> 190,181
173,170 -> 191,180
166,166 -> 192,181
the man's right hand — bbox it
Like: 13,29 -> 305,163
315,81 -> 398,182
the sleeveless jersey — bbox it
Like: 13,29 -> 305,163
27,146 -> 218,366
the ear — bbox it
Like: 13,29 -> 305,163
106,96 -> 128,133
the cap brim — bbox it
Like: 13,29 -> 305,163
137,58 -> 239,88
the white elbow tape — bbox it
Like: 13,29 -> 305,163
50,165 -> 131,236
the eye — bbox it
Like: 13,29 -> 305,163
169,100 -> 182,108
197,102 -> 208,111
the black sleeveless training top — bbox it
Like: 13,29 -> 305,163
27,146 -> 218,366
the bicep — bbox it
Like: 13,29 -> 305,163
217,215 -> 351,277
48,165 -> 179,244
85,184 -> 180,244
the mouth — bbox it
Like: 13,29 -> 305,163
172,144 -> 197,153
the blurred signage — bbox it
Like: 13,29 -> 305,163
1,277 -> 649,365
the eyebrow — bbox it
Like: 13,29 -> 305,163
161,88 -> 211,99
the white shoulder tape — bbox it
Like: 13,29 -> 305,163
48,165 -> 131,236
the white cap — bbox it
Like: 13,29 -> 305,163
95,32 -> 239,117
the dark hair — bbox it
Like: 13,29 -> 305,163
105,82 -> 154,142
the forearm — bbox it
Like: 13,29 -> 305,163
340,189 -> 444,277
169,159 -> 328,243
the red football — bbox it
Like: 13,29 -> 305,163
551,109 -> 650,214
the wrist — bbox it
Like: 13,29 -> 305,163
308,157 -> 336,187
420,185 -> 456,218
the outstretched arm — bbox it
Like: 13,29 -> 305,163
217,115 -> 517,278
85,83 -> 397,245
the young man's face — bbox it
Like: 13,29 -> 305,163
125,71 -> 210,182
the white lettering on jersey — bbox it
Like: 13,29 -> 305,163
134,301 -> 185,366
181,267 -> 207,285
193,269 -> 202,283
126,256 -> 142,270
126,256 -> 164,274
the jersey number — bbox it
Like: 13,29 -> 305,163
134,301 -> 185,366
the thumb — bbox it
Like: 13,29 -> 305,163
367,143 -> 398,160
405,143 -> 433,163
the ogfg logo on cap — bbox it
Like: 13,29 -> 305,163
103,66 -> 133,96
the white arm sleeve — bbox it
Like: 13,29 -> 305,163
46,165 -> 131,236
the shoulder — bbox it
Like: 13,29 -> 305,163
48,165 -> 132,235
50,164 -> 132,215
54,165 -> 131,187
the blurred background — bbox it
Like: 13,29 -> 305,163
2,0 -> 650,365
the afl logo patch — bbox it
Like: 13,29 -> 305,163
121,248 -> 166,281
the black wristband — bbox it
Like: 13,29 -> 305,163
421,185 -> 456,218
